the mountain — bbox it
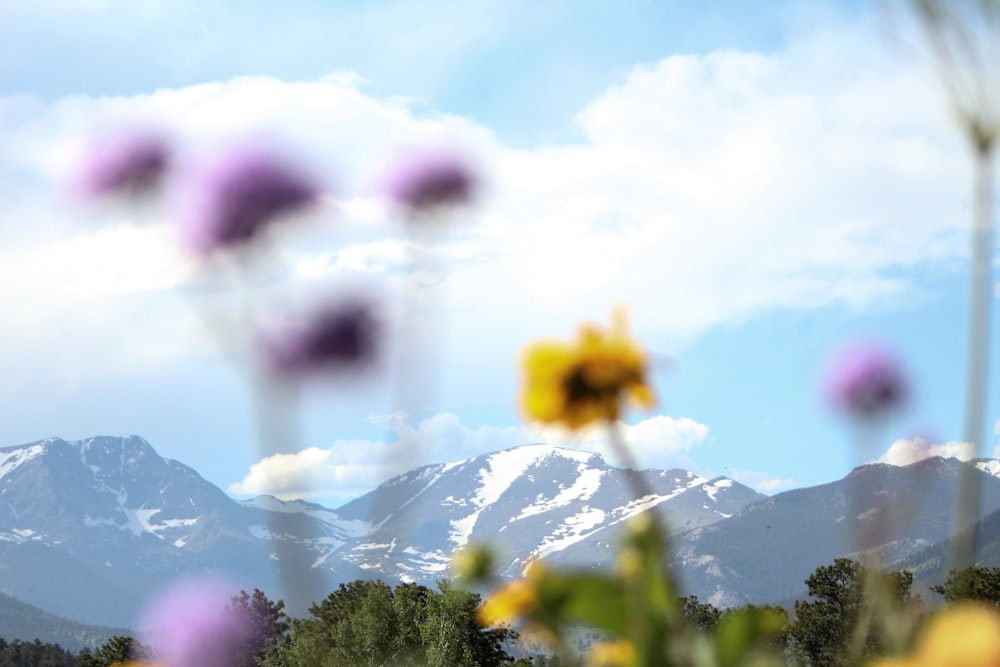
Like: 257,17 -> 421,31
0,436 -> 368,626
8,434 -> 1000,633
0,591 -> 129,653
670,457 -> 1000,607
332,444 -> 765,580
0,436 -> 760,628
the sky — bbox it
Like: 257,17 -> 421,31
1,0 -> 997,508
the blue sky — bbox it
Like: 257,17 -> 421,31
1,0 -> 996,508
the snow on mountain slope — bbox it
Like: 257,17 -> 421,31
450,445 -> 599,548
0,435 -> 764,625
0,443 -> 46,481
975,459 -> 1000,478
333,444 -> 764,581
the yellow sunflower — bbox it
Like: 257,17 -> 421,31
519,309 -> 655,429
872,603 -> 1000,667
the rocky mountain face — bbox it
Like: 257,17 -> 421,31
0,436 -> 367,626
0,436 -> 760,627
333,444 -> 764,580
4,435 -> 1000,630
670,457 -> 1000,607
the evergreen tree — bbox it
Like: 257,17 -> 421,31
931,566 -> 1000,606
227,588 -> 290,667
787,558 -> 914,667
78,635 -> 146,667
0,637 -> 78,667
680,595 -> 722,631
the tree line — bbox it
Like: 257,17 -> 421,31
5,563 -> 1000,666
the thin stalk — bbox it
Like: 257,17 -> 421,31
952,147 -> 995,570
606,420 -> 682,601
845,429 -> 885,667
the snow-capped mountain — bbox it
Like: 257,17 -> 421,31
670,457 -> 1000,608
8,434 -> 999,630
332,444 -> 764,580
0,436 -> 760,628
0,436 -> 367,626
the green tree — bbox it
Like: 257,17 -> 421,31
282,579 -> 515,667
787,558 -> 914,667
421,580 -> 515,667
931,566 -> 1000,606
291,579 -> 419,667
77,635 -> 146,667
0,638 -> 78,667
227,588 -> 290,667
680,595 -> 722,632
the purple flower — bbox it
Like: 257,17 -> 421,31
824,339 -> 908,420
382,150 -> 477,216
179,144 -> 319,255
76,128 -> 170,200
139,577 -> 249,667
262,299 -> 380,376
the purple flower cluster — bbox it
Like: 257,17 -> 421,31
139,577 -> 248,667
74,125 -> 485,383
262,299 -> 380,377
824,339 -> 907,420
76,129 -> 170,199
179,145 -> 319,255
383,150 -> 477,216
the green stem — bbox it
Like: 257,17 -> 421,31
952,147 -> 995,570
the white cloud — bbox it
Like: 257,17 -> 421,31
228,412 -> 711,505
2,24 -> 968,357
875,437 -> 975,466
0,19 -> 978,473
527,416 -> 710,471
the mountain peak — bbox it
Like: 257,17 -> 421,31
77,435 -> 157,472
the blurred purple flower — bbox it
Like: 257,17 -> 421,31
824,339 -> 908,420
180,144 -> 319,255
139,577 -> 249,667
382,150 -> 477,216
76,129 -> 170,200
262,300 -> 380,376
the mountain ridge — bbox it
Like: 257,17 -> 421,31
4,435 -> 1000,630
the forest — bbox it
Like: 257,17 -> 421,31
3,562 -> 1000,667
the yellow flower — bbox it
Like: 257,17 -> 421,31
477,579 -> 538,627
520,309 -> 656,429
588,639 -> 636,666
874,603 -> 1000,667
916,603 -> 1000,667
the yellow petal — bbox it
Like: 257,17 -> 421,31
522,385 -> 566,423
478,580 -> 537,627
627,383 -> 656,409
916,603 -> 1000,667
588,639 -> 636,666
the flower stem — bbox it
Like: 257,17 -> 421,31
952,146 -> 995,570
606,420 -> 682,604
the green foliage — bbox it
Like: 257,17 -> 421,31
227,588 -> 290,667
680,596 -> 722,632
931,566 -> 1000,606
77,635 -> 146,667
787,559 -> 914,667
421,580 -> 515,667
713,605 -> 789,667
282,579 -> 514,667
0,637 -> 78,667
